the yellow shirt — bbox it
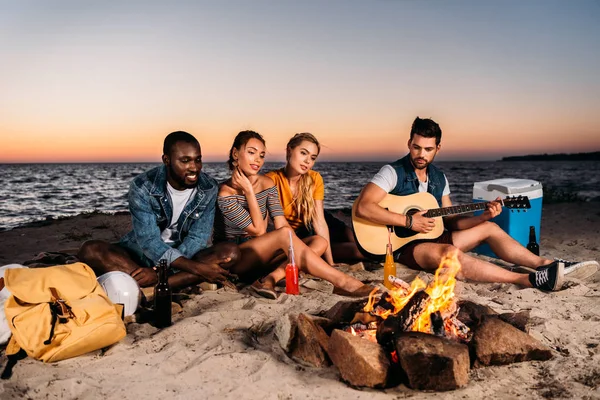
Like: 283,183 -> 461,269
265,168 -> 324,230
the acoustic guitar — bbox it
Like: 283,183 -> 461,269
351,192 -> 531,260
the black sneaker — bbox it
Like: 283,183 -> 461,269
529,261 -> 564,291
555,259 -> 599,280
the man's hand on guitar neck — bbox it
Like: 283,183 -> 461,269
445,197 -> 503,231
409,210 -> 436,233
481,197 -> 503,221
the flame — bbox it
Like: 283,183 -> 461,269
412,250 -> 461,333
390,350 -> 399,363
363,250 -> 465,338
350,326 -> 357,336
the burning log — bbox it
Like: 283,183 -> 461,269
446,316 -> 470,341
375,294 -> 395,311
430,311 -> 445,337
376,290 -> 430,352
387,275 -> 411,293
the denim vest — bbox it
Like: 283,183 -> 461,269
119,165 -> 218,267
389,155 -> 446,207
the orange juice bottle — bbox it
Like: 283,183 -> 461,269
383,229 -> 396,290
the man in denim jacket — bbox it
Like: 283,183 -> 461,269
353,117 -> 597,292
79,131 -> 239,289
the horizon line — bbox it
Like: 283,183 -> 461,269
1,159 -> 506,165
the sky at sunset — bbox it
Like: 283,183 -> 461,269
1,1 -> 599,163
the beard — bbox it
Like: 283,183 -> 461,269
168,164 -> 197,189
410,156 -> 431,170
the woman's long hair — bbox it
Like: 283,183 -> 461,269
227,130 -> 265,170
286,132 -> 321,229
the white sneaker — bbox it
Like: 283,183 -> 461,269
557,259 -> 599,281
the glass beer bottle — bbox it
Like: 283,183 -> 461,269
383,242 -> 396,290
153,259 -> 172,328
526,226 -> 540,256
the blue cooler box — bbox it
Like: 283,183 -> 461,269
472,178 -> 543,258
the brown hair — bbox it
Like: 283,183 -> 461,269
286,132 -> 321,229
410,117 -> 442,145
227,130 -> 266,170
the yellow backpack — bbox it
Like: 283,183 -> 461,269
2,263 -> 126,378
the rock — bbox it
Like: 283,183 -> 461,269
322,299 -> 369,325
290,313 -> 331,367
199,282 -> 218,291
171,302 -> 183,314
395,331 -> 470,391
347,262 -> 366,272
328,329 -> 390,388
274,313 -> 298,352
498,310 -> 531,333
471,316 -> 553,367
457,299 -> 497,329
141,286 -> 154,302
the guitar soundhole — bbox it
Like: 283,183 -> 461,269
392,208 -> 420,239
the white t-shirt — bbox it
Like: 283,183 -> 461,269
160,182 -> 197,244
370,165 -> 451,196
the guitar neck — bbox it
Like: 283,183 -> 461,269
424,201 -> 490,218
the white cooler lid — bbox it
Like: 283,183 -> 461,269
473,178 -> 543,199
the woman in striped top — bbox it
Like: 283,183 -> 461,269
214,130 -> 373,299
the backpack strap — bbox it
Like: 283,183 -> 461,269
1,337 -> 27,380
43,287 -> 75,345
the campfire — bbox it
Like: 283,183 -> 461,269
344,252 -> 470,346
274,252 -> 555,392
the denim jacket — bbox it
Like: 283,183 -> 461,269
389,154 -> 446,207
119,165 -> 218,267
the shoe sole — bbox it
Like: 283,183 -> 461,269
248,285 -> 278,300
564,261 -> 599,281
553,261 -> 565,291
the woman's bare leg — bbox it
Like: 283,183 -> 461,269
260,235 -> 329,288
233,227 -> 363,291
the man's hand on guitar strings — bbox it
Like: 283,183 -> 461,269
410,210 -> 436,233
482,197 -> 503,220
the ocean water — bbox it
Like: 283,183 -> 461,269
0,161 -> 599,231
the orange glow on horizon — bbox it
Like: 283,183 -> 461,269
1,115 -> 599,163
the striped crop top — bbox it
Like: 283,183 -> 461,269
213,186 -> 284,242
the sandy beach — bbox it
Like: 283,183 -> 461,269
1,203 -> 599,399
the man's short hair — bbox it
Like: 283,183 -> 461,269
163,131 -> 199,156
410,117 -> 442,145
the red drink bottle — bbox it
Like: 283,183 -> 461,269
285,231 -> 299,295
285,263 -> 299,295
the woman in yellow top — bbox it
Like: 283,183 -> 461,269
266,133 -> 365,265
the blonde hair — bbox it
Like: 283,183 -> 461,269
286,133 -> 321,229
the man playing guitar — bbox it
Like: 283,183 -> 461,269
353,117 -> 597,291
